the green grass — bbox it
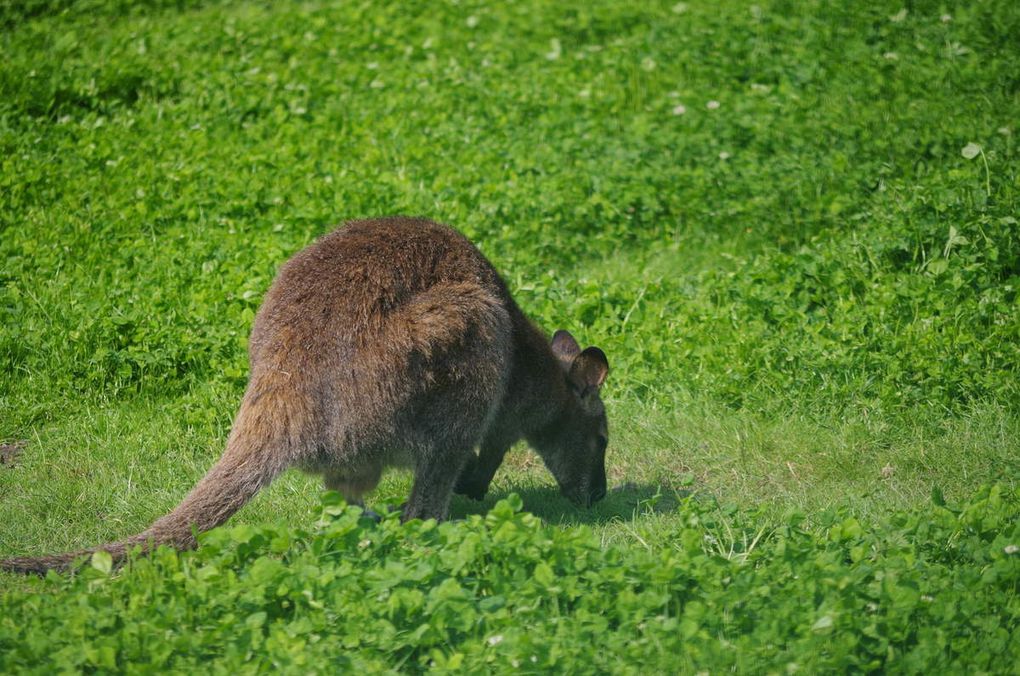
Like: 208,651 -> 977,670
1,0 -> 1019,671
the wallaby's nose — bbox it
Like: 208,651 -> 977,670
563,482 -> 607,507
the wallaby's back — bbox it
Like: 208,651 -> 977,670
248,217 -> 517,475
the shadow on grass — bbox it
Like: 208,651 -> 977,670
448,482 -> 688,526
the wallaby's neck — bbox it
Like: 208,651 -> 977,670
498,309 -> 573,439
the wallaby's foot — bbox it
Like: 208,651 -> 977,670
396,501 -> 468,524
359,507 -> 384,523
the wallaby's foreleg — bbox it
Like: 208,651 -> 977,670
403,448 -> 473,522
454,442 -> 509,501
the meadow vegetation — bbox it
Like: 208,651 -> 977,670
1,0 -> 1018,671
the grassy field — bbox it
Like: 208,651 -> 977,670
1,0 -> 1019,671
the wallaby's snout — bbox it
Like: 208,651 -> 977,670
524,330 -> 611,509
555,436 -> 608,508
561,467 -> 607,508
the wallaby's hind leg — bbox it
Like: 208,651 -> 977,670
400,359 -> 507,521
403,446 -> 474,522
379,279 -> 513,522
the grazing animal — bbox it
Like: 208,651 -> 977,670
1,217 -> 610,575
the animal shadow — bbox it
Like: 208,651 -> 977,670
449,482 -> 686,526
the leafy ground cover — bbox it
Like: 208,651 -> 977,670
1,0 -> 1018,671
2,488 -> 1019,673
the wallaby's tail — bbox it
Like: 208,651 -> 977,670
1,390 -> 298,575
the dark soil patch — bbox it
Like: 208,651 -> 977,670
0,440 -> 27,467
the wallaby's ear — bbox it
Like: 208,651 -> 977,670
551,330 -> 581,364
568,346 -> 609,397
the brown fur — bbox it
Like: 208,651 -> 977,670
1,217 -> 610,575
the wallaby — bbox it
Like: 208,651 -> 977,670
2,216 -> 610,575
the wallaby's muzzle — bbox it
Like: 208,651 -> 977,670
560,464 -> 607,508
561,484 -> 606,508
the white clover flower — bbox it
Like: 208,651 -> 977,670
672,104 -> 687,115
466,15 -> 479,28
487,635 -> 504,646
719,151 -> 731,160
545,38 -> 562,60
1005,544 -> 1019,555
706,100 -> 720,110
941,14 -> 952,23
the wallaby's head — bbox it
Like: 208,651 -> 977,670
528,330 -> 610,508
